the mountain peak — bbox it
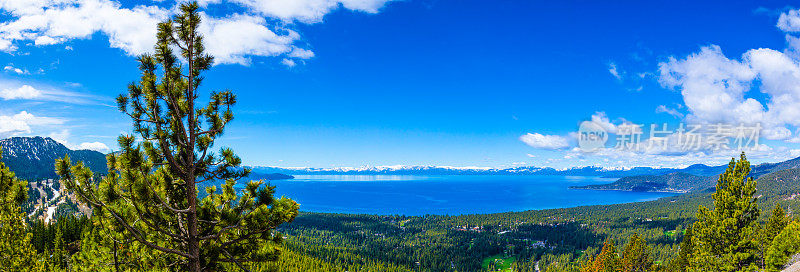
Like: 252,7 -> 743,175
0,136 -> 107,181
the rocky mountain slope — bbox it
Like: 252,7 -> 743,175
0,137 -> 108,181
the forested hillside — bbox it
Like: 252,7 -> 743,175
0,137 -> 107,181
571,173 -> 717,193
266,158 -> 800,272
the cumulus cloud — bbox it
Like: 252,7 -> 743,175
0,0 -> 169,55
590,111 -> 618,134
199,13 -> 300,65
658,45 -> 761,125
281,58 -> 296,67
0,111 -> 64,138
0,85 -> 42,100
0,0 -> 394,66
657,45 -> 800,142
202,0 -> 393,23
778,9 -> 800,32
649,7 -> 800,146
519,133 -> 569,150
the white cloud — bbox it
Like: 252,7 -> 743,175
0,0 -> 169,55
204,0 -> 393,23
289,47 -> 315,59
0,80 -> 104,104
778,9 -> 800,32
655,105 -> 684,118
48,130 -> 71,145
519,133 -> 569,150
0,111 -> 64,138
608,62 -> 621,80
658,45 -> 762,126
763,126 -> 792,140
46,130 -> 111,152
652,8 -> 800,145
200,13 -> 298,65
0,85 -> 42,100
0,0 -> 394,66
281,58 -> 296,67
77,142 -> 110,152
590,111 -> 618,134
3,65 -> 27,74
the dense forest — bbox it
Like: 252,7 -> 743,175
5,151 -> 800,271
2,2 -> 800,272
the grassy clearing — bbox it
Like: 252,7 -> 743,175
482,254 -> 516,272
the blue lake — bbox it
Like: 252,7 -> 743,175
256,175 -> 677,216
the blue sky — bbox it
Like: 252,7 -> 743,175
2,0 -> 800,169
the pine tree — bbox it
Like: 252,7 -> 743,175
0,147 -> 45,270
55,2 -> 299,271
759,203 -> 791,269
582,239 -> 620,272
689,153 -> 760,272
764,221 -> 800,272
765,204 -> 789,243
669,226 -> 693,272
621,233 -> 653,272
51,227 -> 67,270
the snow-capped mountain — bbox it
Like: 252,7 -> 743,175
0,136 -> 108,181
251,158 -> 800,178
250,164 -> 648,176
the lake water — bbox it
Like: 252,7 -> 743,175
257,175 -> 677,216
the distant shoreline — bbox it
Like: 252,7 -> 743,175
568,186 -> 688,194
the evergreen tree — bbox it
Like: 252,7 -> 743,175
621,233 -> 653,272
759,203 -> 791,269
51,227 -> 67,270
582,239 -> 620,272
55,2 -> 299,271
764,221 -> 800,272
689,153 -> 760,272
669,226 -> 693,272
0,147 -> 44,270
765,203 -> 790,243
70,224 -> 111,272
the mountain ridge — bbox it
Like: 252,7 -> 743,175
250,156 -> 800,177
0,136 -> 108,181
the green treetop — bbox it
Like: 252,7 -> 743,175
689,153 -> 760,272
620,233 -> 653,272
669,226 -> 694,272
765,221 -> 800,272
55,2 -> 299,271
582,239 -> 620,272
764,203 -> 790,244
0,147 -> 43,270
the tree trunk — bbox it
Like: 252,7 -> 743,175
186,32 -> 201,272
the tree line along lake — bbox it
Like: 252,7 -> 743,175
251,175 -> 678,215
